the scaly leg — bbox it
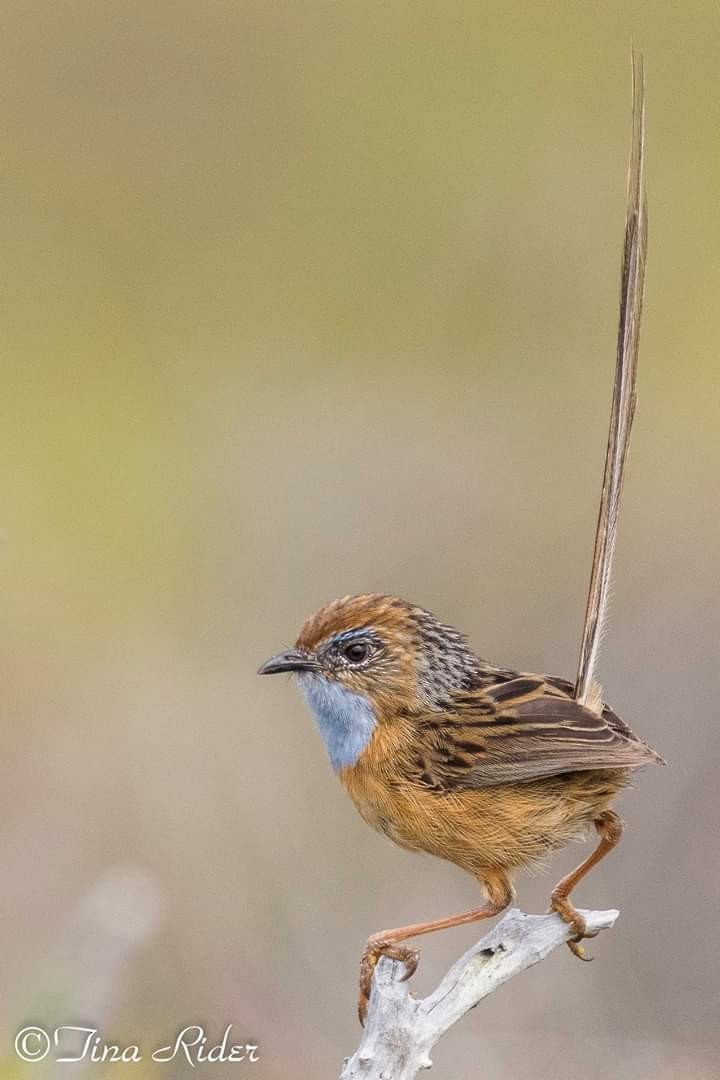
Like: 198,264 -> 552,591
550,810 -> 624,959
358,871 -> 512,1025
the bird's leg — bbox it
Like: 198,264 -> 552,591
358,872 -> 512,1025
550,810 -> 624,960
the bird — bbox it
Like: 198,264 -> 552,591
258,55 -> 662,1026
259,593 -> 663,1022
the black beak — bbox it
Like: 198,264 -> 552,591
257,649 -> 318,676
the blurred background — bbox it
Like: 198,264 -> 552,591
1,2 -> 718,1078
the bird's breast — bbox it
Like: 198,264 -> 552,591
337,716 -> 433,852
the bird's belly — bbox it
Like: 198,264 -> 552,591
340,767 -> 622,875
341,770 -> 509,867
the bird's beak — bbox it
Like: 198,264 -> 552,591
257,650 -> 318,676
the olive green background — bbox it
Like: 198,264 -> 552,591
2,3 -> 718,1078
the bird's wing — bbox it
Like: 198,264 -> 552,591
414,676 -> 662,791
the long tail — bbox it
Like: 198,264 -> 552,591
574,51 -> 648,708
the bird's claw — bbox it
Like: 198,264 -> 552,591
549,902 -> 599,962
399,949 -> 419,981
358,939 -> 420,1026
567,934 -> 596,961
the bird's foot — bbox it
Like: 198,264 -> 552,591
548,897 -> 599,962
358,936 -> 420,1026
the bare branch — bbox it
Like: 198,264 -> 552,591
340,907 -> 619,1080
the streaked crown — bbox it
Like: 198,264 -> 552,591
264,593 -> 484,710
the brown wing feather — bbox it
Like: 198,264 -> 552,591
416,676 -> 662,791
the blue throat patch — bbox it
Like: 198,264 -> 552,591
297,674 -> 377,771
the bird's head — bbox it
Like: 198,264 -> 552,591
259,594 -> 482,770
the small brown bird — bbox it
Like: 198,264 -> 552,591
259,56 -> 662,1025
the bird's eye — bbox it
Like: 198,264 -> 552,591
343,640 -> 370,664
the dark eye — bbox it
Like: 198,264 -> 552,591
343,640 -> 370,664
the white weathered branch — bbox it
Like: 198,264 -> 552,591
340,907 -> 619,1080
